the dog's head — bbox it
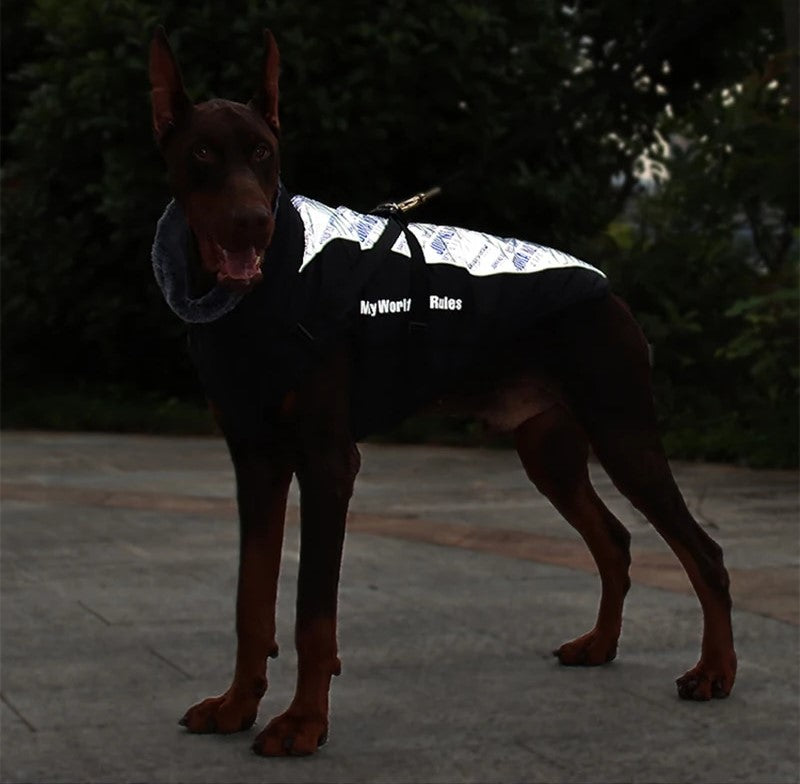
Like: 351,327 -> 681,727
149,28 -> 280,291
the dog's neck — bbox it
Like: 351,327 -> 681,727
152,183 -> 300,324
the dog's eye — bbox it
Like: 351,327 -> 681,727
193,144 -> 212,161
253,144 -> 271,162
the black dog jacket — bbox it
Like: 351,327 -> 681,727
152,186 -> 609,439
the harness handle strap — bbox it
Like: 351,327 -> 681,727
400,224 -> 429,337
294,214 -> 406,344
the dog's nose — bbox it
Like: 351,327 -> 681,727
231,205 -> 270,236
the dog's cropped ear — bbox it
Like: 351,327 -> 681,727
148,26 -> 192,145
250,29 -> 280,135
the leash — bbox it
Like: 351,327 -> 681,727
371,186 -> 442,217
370,108 -> 554,218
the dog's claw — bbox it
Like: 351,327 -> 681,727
677,677 -> 698,700
178,715 -> 188,727
712,680 -> 728,699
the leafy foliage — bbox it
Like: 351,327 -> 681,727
2,0 -> 796,464
603,64 -> 798,466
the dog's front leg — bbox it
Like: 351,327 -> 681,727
181,445 -> 293,734
252,435 -> 359,756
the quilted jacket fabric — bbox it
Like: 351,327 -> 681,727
152,186 -> 609,439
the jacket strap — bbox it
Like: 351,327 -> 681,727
294,214 -> 407,346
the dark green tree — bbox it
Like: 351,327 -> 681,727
2,0 -> 795,462
605,60 -> 798,466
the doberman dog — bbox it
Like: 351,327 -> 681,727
148,28 -> 736,756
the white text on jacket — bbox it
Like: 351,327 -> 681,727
359,296 -> 463,317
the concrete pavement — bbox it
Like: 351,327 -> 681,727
1,431 -> 798,783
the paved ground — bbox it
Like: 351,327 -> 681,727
1,430 -> 798,784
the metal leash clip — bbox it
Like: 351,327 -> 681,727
372,186 -> 442,216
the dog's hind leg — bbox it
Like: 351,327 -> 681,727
515,404 -> 631,666
556,295 -> 736,699
588,421 -> 736,699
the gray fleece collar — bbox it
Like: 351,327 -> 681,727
151,183 -> 283,323
151,200 -> 245,323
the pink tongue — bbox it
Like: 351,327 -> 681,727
218,247 -> 260,281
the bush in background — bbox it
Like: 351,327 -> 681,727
2,0 -> 796,465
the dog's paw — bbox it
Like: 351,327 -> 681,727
252,709 -> 328,756
676,653 -> 737,701
179,685 -> 263,734
553,628 -> 618,666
